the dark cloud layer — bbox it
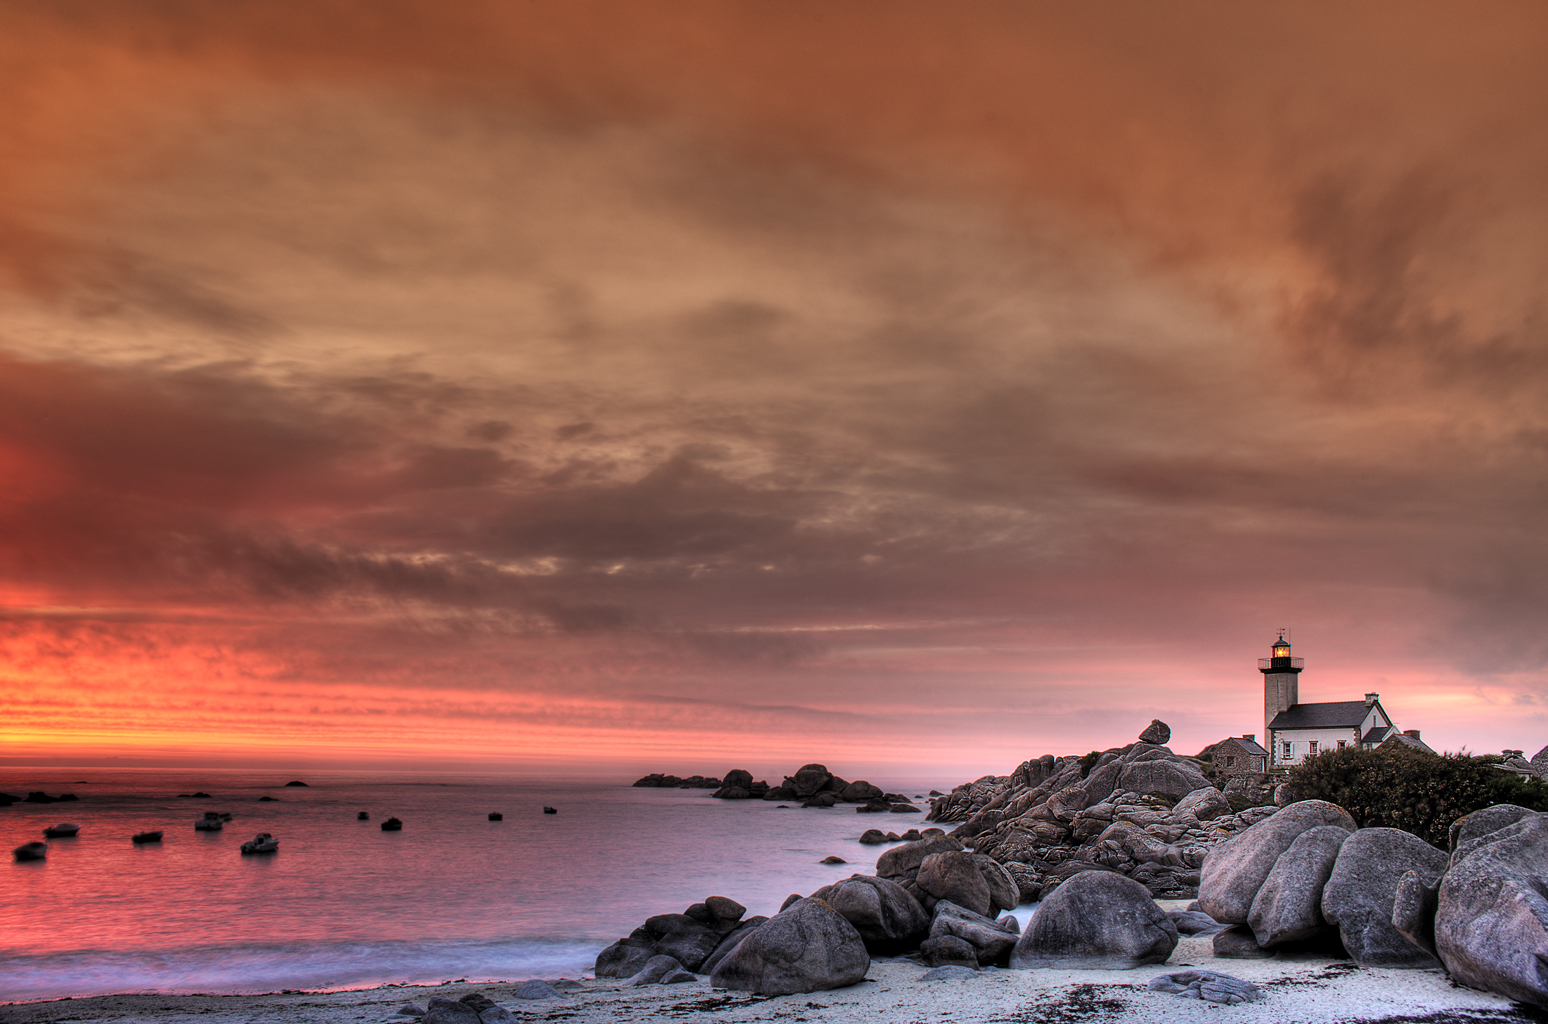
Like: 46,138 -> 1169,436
1,1 -> 1546,768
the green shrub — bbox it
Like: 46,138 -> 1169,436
1078,750 -> 1101,778
1285,746 -> 1548,847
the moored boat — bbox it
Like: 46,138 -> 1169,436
195,812 -> 224,831
13,841 -> 47,862
239,832 -> 278,854
42,823 -> 80,837
131,830 -> 164,843
380,816 -> 403,831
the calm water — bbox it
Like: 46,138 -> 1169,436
0,767 -> 945,1001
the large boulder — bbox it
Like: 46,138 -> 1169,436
1173,787 -> 1230,823
1197,801 -> 1357,924
1321,827 -> 1448,967
969,854 -> 1020,915
1434,812 -> 1548,1007
704,895 -> 746,931
1040,785 -> 1090,822
1079,760 -> 1124,804
594,939 -> 653,978
878,836 -> 965,904
1139,720 -> 1172,745
929,901 -> 1018,965
916,852 -> 992,917
1448,804 -> 1537,854
709,898 -> 870,996
918,935 -> 978,968
787,764 -> 833,798
1247,825 -> 1351,946
1391,870 -> 1440,960
808,874 -> 928,954
1009,871 -> 1178,969
840,780 -> 885,803
638,913 -> 723,971
700,916 -> 769,975
625,954 -> 688,986
714,770 -> 755,798
1116,759 -> 1212,802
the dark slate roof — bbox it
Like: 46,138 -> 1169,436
1363,726 -> 1394,744
1221,736 -> 1269,757
1268,700 -> 1372,730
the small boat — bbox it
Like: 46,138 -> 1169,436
488,812 -> 503,821
357,811 -> 369,820
542,806 -> 557,815
42,823 -> 80,837
131,831 -> 164,844
381,817 -> 403,831
240,832 -> 279,854
195,812 -> 224,831
13,841 -> 47,862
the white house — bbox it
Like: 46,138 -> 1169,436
1259,633 -> 1412,768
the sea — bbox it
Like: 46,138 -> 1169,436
0,767 -> 953,1002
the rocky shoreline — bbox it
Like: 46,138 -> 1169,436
634,764 -> 921,810
599,722 -> 1548,1009
925,720 -> 1280,902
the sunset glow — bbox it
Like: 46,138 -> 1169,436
2,2 -> 1546,775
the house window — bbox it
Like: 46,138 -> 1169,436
1282,741 -> 1292,759
1226,755 -> 1236,768
1308,740 -> 1319,754
1338,740 -> 1347,749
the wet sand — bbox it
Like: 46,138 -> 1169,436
4,935 -> 1542,1024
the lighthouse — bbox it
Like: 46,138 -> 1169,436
1260,630 -> 1303,764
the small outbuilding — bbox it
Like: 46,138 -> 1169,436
1211,735 -> 1269,777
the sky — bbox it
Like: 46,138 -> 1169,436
2,1 -> 1547,779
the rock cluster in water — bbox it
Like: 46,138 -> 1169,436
927,723 -> 1279,901
635,763 -> 916,809
631,774 -> 721,789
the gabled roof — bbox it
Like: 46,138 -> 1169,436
1363,726 -> 1394,744
1268,700 -> 1371,730
1220,736 -> 1269,757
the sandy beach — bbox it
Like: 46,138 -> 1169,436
5,933 -> 1542,1024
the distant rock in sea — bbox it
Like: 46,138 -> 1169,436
284,780 -> 309,787
631,774 -> 721,789
634,763 -> 916,809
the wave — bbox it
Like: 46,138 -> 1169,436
0,936 -> 598,1002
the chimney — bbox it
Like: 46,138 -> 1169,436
1404,729 -> 1420,739
1364,692 -> 1380,706
1242,734 -> 1254,742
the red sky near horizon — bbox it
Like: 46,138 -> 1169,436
2,1 -> 1547,779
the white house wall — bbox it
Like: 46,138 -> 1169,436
1271,727 -> 1361,766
